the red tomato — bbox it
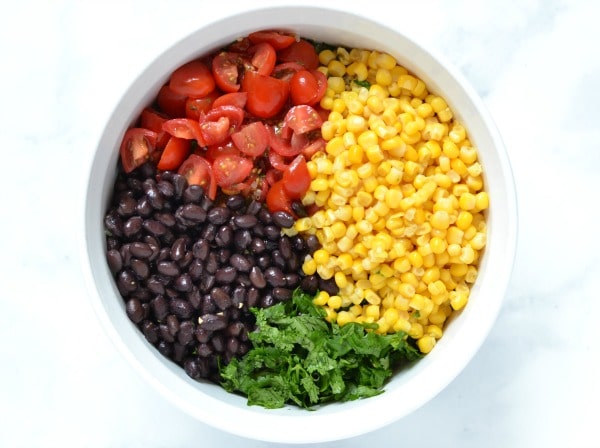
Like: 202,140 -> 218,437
169,60 -> 215,98
157,137 -> 190,171
140,108 -> 170,148
212,154 -> 253,188
120,128 -> 157,173
266,180 -> 294,215
212,52 -> 242,93
311,69 -> 328,103
277,39 -> 319,70
177,154 -> 216,199
204,105 -> 245,131
282,155 -> 310,199
205,139 -> 241,162
231,121 -> 269,157
284,105 -> 323,134
242,71 -> 290,118
265,167 -> 282,185
227,37 -> 252,53
267,148 -> 290,171
290,70 -> 320,105
272,62 -> 304,82
302,137 -> 326,158
162,118 -> 204,144
267,125 -> 303,158
249,42 -> 276,76
185,91 -> 220,120
156,85 -> 187,117
212,92 -> 248,109
200,116 -> 230,146
248,31 -> 296,50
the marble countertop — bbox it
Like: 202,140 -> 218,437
1,0 -> 598,446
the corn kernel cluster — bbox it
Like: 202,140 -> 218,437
298,46 -> 489,354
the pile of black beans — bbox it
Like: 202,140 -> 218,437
103,162 -> 338,383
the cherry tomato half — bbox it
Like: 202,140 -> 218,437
284,105 -> 323,134
277,39 -> 319,70
204,105 -> 245,131
248,31 -> 296,50
205,139 -> 241,162
266,180 -> 294,215
212,154 -> 253,188
212,92 -> 248,109
249,42 -> 276,76
140,108 -> 170,148
156,85 -> 187,117
282,155 -> 310,199
199,116 -> 230,146
290,70 -> 320,105
177,154 -> 216,199
157,137 -> 190,171
267,125 -> 303,158
162,118 -> 204,144
231,121 -> 269,157
169,60 -> 215,98
242,71 -> 289,119
120,128 -> 157,173
185,91 -> 220,120
212,52 -> 242,93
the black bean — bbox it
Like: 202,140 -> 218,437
123,216 -> 143,238
187,288 -> 202,310
257,208 -> 272,224
151,295 -> 169,321
208,206 -> 231,225
256,254 -> 271,269
130,258 -> 150,279
300,275 -> 319,294
272,211 -> 294,228
183,184 -> 204,203
126,177 -> 143,193
263,225 -> 280,241
147,276 -> 165,295
226,337 -> 240,355
106,249 -> 123,274
279,236 -> 292,259
237,274 -> 251,287
246,287 -> 260,308
226,194 -> 245,210
145,185 -> 164,210
210,287 -> 232,311
249,266 -> 267,289
117,195 -> 137,217
157,247 -> 170,262
231,286 -> 246,307
157,180 -> 175,198
197,343 -> 213,357
198,313 -> 227,331
273,287 -> 293,302
117,269 -> 138,294
179,204 -> 207,222
143,235 -> 160,260
192,239 -> 210,260
211,332 -> 226,352
260,293 -> 275,308
170,237 -> 187,261
264,266 -> 286,287
132,289 -> 152,303
201,294 -> 216,315
174,273 -> 192,292
138,162 -> 156,179
246,200 -> 262,216
305,234 -> 320,253
172,343 -> 187,364
104,211 -> 123,237
205,252 -> 218,274
159,323 -> 175,342
200,274 -> 215,293
226,321 -> 245,337
230,253 -> 252,272
200,223 -> 217,241
136,197 -> 153,217
249,237 -> 266,254
271,250 -> 287,270
291,201 -> 307,218
319,277 -> 339,296
157,260 -> 180,277
178,320 -> 196,345
157,340 -> 173,357
287,253 -> 300,271
196,327 -> 211,343
155,212 -> 177,227
215,266 -> 237,284
234,229 -> 252,251
170,298 -> 195,319
143,219 -> 167,237
188,259 -> 204,281
238,342 -> 250,356
215,225 -> 233,247
141,321 -> 159,344
251,222 -> 265,237
292,235 -> 307,253
286,273 -> 300,288
233,214 -> 258,229
119,243 -> 132,266
177,251 -> 193,269
106,237 -> 120,251
129,242 -> 152,259
126,298 -> 144,323
166,314 -> 180,336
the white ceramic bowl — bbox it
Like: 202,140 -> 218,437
81,5 -> 517,444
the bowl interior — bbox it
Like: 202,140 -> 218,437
82,5 -> 517,444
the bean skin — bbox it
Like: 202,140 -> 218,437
130,258 -> 150,279
129,242 -> 153,259
170,237 -> 187,261
106,249 -> 123,274
178,320 -> 196,346
207,206 -> 231,225
174,273 -> 193,292
104,212 -> 123,238
249,266 -> 267,289
179,204 -> 207,222
230,253 -> 252,272
157,260 -> 180,277
183,184 -> 204,203
226,194 -> 245,210
123,216 -> 143,238
215,266 -> 237,284
272,211 -> 294,228
117,269 -> 138,294
198,314 -> 227,331
126,298 -> 144,323
170,298 -> 195,319
273,287 -> 293,302
150,295 -> 169,321
233,214 -> 258,229
210,287 -> 232,311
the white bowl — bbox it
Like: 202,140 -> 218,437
81,5 -> 517,444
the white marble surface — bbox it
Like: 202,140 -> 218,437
1,0 -> 599,446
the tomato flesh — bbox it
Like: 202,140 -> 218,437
212,92 -> 248,109
266,180 -> 294,215
157,137 -> 190,171
284,105 -> 323,134
249,42 -> 276,76
242,71 -> 289,118
248,31 -> 296,50
231,121 -> 269,157
170,60 -> 215,98
185,91 -> 219,120
277,39 -> 319,70
120,128 -> 157,173
162,118 -> 204,145
177,154 -> 216,199
290,70 -> 320,105
212,154 -> 253,188
140,108 -> 170,148
156,85 -> 187,117
282,155 -> 310,199
212,52 -> 242,93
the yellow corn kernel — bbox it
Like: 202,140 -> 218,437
450,290 -> 469,310
313,290 -> 330,306
327,294 -> 343,310
336,310 -> 355,327
337,253 -> 353,271
313,249 -> 330,265
357,130 -> 379,149
310,178 -> 329,192
327,75 -> 346,93
365,304 -> 380,320
417,335 -> 436,354
431,210 -> 451,230
475,191 -> 490,210
365,145 -> 385,163
325,136 -> 346,157
337,236 -> 353,253
347,61 -> 369,81
408,322 -> 423,339
356,191 -> 373,207
302,257 -> 317,275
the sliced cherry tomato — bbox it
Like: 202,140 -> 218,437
242,71 -> 289,118
227,37 -> 252,53
212,52 -> 242,93
199,116 -> 230,146
284,105 -> 323,134
311,69 -> 328,103
266,180 -> 294,215
248,31 -> 296,50
226,172 -> 268,202
204,139 -> 241,162
267,125 -> 302,158
231,121 -> 269,157
277,39 -> 319,70
212,154 -> 253,188
140,108 -> 170,148
212,92 -> 248,109
265,167 -> 282,185
177,154 -> 216,199
204,105 -> 245,131
249,42 -> 276,76
302,137 -> 326,158
185,91 -> 220,120
162,118 -> 204,145
290,69 -> 320,105
282,155 -> 310,199
272,62 -> 305,82
157,137 -> 191,171
267,148 -> 290,171
169,60 -> 215,98
120,128 -> 157,173
156,85 -> 187,117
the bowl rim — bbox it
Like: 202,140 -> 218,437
80,4 -> 518,444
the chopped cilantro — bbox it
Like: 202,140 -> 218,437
220,289 -> 422,409
353,79 -> 371,89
